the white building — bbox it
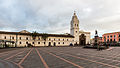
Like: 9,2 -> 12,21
0,12 -> 90,47
70,12 -> 90,45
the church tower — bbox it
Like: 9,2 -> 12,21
70,11 -> 79,44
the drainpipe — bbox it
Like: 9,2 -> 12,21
15,33 -> 18,47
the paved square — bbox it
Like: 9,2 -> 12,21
0,47 -> 120,68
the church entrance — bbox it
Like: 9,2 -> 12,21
79,34 -> 86,45
53,42 -> 56,46
48,42 -> 51,46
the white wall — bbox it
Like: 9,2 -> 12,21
0,34 -> 74,47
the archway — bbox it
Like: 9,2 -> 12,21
79,34 -> 86,45
53,42 -> 56,46
48,42 -> 51,46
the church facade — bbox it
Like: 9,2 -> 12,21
70,12 -> 90,45
0,12 -> 90,47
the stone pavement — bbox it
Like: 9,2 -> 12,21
0,59 -> 18,68
0,47 -> 120,68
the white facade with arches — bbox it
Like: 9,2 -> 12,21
70,12 -> 90,45
0,12 -> 90,47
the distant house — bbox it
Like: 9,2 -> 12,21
102,32 -> 120,45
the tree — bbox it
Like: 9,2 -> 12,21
41,33 -> 49,46
31,31 -> 39,47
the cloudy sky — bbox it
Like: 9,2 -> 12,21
0,0 -> 120,38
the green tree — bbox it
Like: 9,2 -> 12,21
31,31 -> 39,47
41,33 -> 49,46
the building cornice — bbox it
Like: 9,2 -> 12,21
0,31 -> 74,38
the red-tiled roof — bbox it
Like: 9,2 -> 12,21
103,32 -> 120,35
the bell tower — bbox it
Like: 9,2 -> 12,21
70,11 -> 79,44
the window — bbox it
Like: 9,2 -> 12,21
26,42 -> 28,44
54,38 -> 55,41
114,39 -> 116,41
12,37 -> 14,40
58,42 -> 60,44
107,36 -> 109,38
114,35 -> 116,38
63,39 -> 64,41
26,37 -> 28,40
59,39 -> 60,41
38,38 -> 40,40
76,31 -> 77,33
110,35 -> 112,38
19,37 -> 21,40
75,24 -> 76,26
4,36 -> 6,39
20,42 -> 22,44
67,39 -> 68,41
107,39 -> 109,42
49,38 -> 51,40
44,42 -> 45,44
63,42 -> 64,44
110,39 -> 112,42
32,42 -> 34,44
38,42 -> 40,44
77,24 -> 78,27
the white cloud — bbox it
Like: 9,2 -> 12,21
0,0 -> 120,38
